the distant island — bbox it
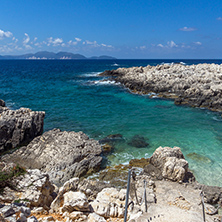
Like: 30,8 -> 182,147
0,51 -> 117,60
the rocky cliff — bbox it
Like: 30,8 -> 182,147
0,100 -> 45,153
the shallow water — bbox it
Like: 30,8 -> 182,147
1,59 -> 222,186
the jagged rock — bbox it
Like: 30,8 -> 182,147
197,184 -> 222,204
61,191 -> 90,213
0,106 -> 45,152
3,129 -> 103,185
0,99 -> 5,107
27,216 -> 39,222
150,146 -> 188,182
50,178 -> 79,212
90,188 -> 125,218
0,204 -> 31,222
87,212 -> 106,222
65,211 -> 87,221
78,178 -> 112,201
100,63 -> 222,112
143,163 -> 163,180
0,169 -> 54,209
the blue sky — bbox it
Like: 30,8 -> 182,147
0,0 -> 222,59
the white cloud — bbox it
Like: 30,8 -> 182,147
86,40 -> 95,45
24,44 -> 32,49
140,46 -> 146,50
101,43 -> 113,48
157,44 -> 164,48
217,17 -> 222,20
48,37 -> 63,46
179,27 -> 196,32
34,37 -> 37,42
194,41 -> 202,45
23,33 -> 30,44
167,41 -> 178,48
0,29 -> 13,39
68,40 -> 78,45
75,37 -> 81,42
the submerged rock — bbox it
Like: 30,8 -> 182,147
186,152 -> 212,163
101,143 -> 114,153
0,103 -> 45,153
127,135 -> 149,148
99,134 -> 124,144
129,158 -> 150,168
2,129 -> 103,186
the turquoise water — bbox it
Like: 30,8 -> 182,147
0,59 -> 222,186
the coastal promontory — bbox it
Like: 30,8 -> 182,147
100,63 -> 222,112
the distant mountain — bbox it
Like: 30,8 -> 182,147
89,55 -> 117,60
0,51 -> 116,60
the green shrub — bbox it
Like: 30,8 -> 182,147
0,164 -> 26,193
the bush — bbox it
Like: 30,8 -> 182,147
0,164 -> 26,193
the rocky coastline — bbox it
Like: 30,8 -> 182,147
0,100 -> 222,222
100,63 -> 222,112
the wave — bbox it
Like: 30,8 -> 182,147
87,80 -> 120,86
81,72 -> 101,77
212,116 -> 222,122
111,63 -> 119,67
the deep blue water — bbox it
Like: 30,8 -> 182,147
1,59 -> 222,186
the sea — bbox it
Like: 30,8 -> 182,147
1,59 -> 222,187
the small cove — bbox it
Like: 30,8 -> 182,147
0,59 -> 222,186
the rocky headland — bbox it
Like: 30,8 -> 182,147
0,100 -> 45,153
0,100 -> 222,221
100,63 -> 222,112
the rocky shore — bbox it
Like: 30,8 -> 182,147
0,100 -> 222,221
100,63 -> 222,112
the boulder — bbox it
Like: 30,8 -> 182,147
61,191 -> 90,213
150,146 -> 188,182
50,178 -> 80,212
3,128 -> 103,185
0,106 -> 45,152
90,187 -> 125,218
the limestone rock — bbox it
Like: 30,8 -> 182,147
78,178 -> 111,201
150,146 -> 188,182
0,169 -> 54,209
0,203 -> 31,222
100,63 -> 222,112
0,105 -> 45,152
3,128 -> 103,185
87,212 -> 106,222
61,191 -> 90,213
50,177 -> 80,212
90,188 -> 125,218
